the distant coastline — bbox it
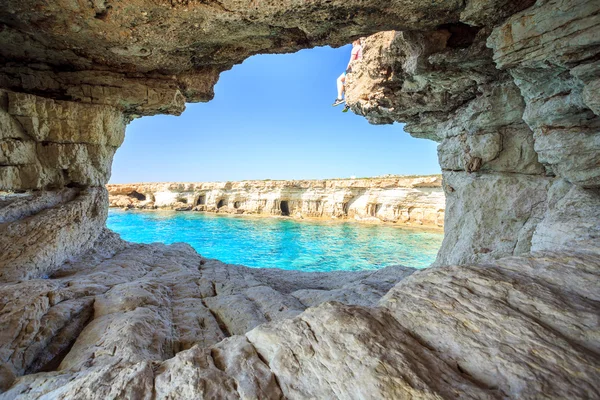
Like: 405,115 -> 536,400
106,175 -> 446,229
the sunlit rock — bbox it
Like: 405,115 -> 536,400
0,0 -> 599,397
106,176 -> 446,228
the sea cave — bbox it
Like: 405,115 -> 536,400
0,0 -> 599,398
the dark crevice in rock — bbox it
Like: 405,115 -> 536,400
268,26 -> 311,48
209,348 -> 226,372
0,84 -> 76,103
197,259 -> 206,272
94,4 -> 112,21
25,298 -> 95,374
0,188 -> 81,225
48,269 -> 77,279
247,341 -> 285,395
289,293 -> 309,308
201,299 -> 232,338
279,200 -> 290,216
65,182 -> 87,189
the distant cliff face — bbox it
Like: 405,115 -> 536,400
106,176 -> 445,228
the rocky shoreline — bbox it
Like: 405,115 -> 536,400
106,175 -> 445,229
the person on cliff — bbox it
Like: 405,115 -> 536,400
332,39 -> 363,107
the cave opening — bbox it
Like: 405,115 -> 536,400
111,45 -> 440,186
103,44 -> 443,272
128,191 -> 146,201
4,2 -> 600,397
280,201 -> 290,216
439,22 -> 481,48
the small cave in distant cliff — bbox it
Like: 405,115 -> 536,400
280,201 -> 290,216
234,201 -> 241,209
369,203 -> 382,217
217,199 -> 226,208
315,200 -> 322,212
127,191 -> 146,201
343,202 -> 349,216
196,195 -> 206,206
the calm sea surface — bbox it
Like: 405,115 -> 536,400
107,209 -> 444,272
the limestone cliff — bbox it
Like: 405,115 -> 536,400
0,0 -> 599,398
106,176 -> 445,228
345,1 -> 600,265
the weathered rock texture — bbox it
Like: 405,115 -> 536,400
1,0 -> 600,398
106,176 -> 445,228
0,90 -> 125,191
0,230 -> 416,396
0,229 -> 598,399
345,0 -> 600,265
0,0 -> 533,116
0,188 -> 108,282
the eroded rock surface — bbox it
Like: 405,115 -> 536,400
106,176 -> 445,228
0,188 -> 108,282
1,235 -> 598,399
0,227 -> 415,397
0,90 -> 125,191
345,0 -> 600,265
0,0 -> 534,116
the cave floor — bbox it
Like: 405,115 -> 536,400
1,232 -> 598,399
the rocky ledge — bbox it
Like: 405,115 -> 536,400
0,186 -> 598,399
106,176 -> 445,228
1,225 -> 598,398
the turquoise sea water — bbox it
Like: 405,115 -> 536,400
107,209 -> 444,272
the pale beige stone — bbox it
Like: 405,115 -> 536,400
436,172 -> 552,266
0,0 -> 599,398
0,91 -> 126,191
0,188 -> 109,282
2,240 -> 597,400
106,176 -> 446,229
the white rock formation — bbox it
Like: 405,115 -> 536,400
106,176 -> 445,228
0,229 -> 598,399
345,0 -> 600,266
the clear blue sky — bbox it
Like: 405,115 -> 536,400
110,45 -> 440,183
